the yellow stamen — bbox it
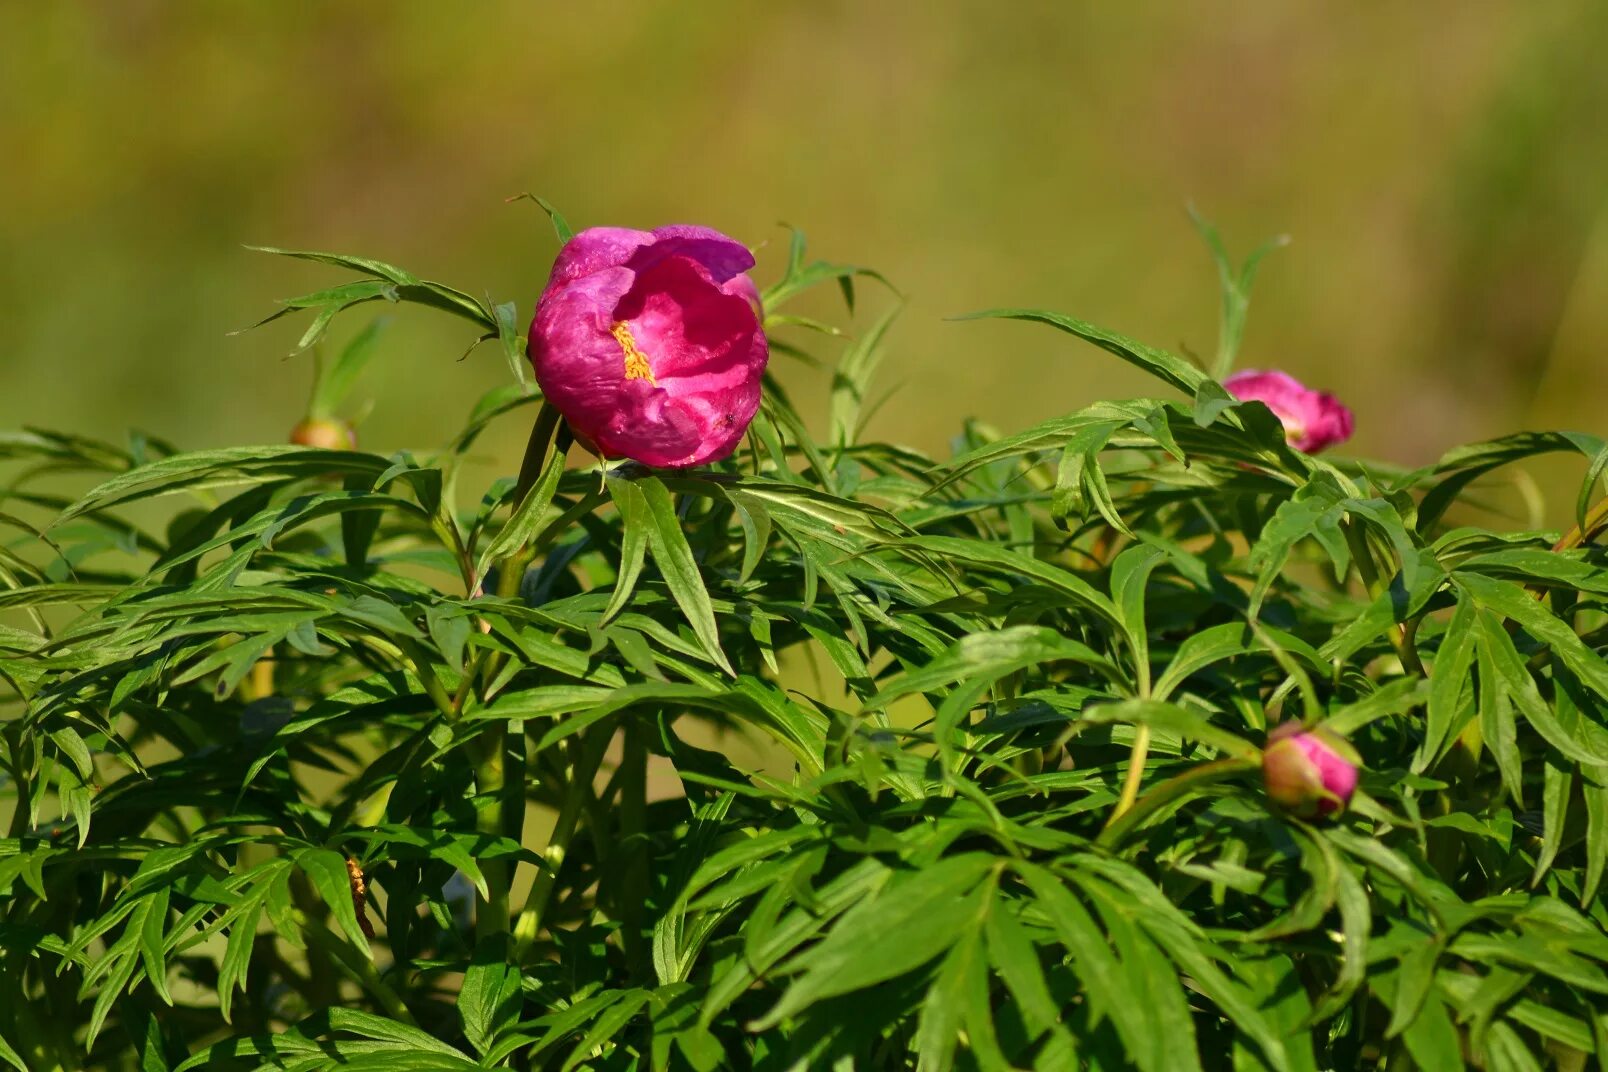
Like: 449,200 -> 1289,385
612,321 -> 657,385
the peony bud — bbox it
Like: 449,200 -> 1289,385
289,417 -> 357,451
1262,722 -> 1359,817
1223,369 -> 1353,453
527,225 -> 769,469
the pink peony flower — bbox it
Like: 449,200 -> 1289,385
1222,369 -> 1353,453
527,225 -> 769,468
1262,723 -> 1360,818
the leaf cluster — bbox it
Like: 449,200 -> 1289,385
2,230 -> 1607,1070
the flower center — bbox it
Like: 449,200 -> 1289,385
611,321 -> 657,386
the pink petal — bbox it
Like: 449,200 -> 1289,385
644,225 -> 756,283
546,227 -> 656,289
1224,369 -> 1354,453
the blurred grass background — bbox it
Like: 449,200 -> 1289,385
3,2 -> 1605,520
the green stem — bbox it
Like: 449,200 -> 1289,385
469,404 -> 566,942
1399,613 -> 1426,677
1553,495 -> 1608,554
616,721 -> 649,981
4,728 -> 32,838
1106,725 -> 1151,828
472,725 -> 511,941
511,727 -> 611,960
1107,657 -> 1154,827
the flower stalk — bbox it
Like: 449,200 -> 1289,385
473,403 -> 563,944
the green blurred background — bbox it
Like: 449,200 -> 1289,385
4,2 -> 1606,516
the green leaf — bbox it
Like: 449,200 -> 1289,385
218,886 -> 268,1024
311,316 -> 389,419
982,898 -> 1064,1044
1079,699 -> 1260,761
1419,431 -> 1604,533
1308,865 -> 1369,1021
321,1009 -> 472,1055
1017,862 -> 1157,1068
1420,596 -> 1477,770
459,935 -> 522,1056
1399,990 -> 1465,1071
723,487 -> 772,585
830,304 -> 900,448
1110,542 -> 1165,688
1384,936 -> 1444,1040
915,916 -> 985,1072
0,1033 -> 28,1072
509,191 -> 575,243
1078,876 -> 1203,1072
754,854 -> 996,1028
1187,208 -> 1288,379
248,244 -> 493,328
637,476 -> 733,675
558,989 -> 652,1072
1458,570 -> 1608,699
1583,767 -> 1608,905
54,446 -> 391,525
955,308 -> 1208,396
869,625 -> 1117,709
888,534 -> 1120,626
602,477 -> 650,625
425,604 -> 471,675
1153,622 -> 1255,701
1247,483 -> 1345,618
1532,753 -> 1573,885
1476,606 -> 1608,764
296,848 -> 370,955
493,300 -> 529,387
476,426 -> 565,576
1476,624 -> 1524,805
1050,423 -> 1122,528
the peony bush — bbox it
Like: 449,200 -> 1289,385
2,209 -> 1607,1070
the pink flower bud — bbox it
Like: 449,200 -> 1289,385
527,225 -> 769,469
1262,723 -> 1359,817
1222,369 -> 1353,453
289,417 -> 357,450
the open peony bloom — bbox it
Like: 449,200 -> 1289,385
1223,369 -> 1353,453
527,225 -> 769,468
1262,723 -> 1360,818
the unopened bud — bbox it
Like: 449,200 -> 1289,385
289,417 -> 357,451
1262,723 -> 1359,818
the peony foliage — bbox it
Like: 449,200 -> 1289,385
2,215 -> 1607,1070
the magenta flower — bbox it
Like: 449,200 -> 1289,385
1261,723 -> 1360,818
527,225 -> 768,468
1222,370 -> 1353,453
